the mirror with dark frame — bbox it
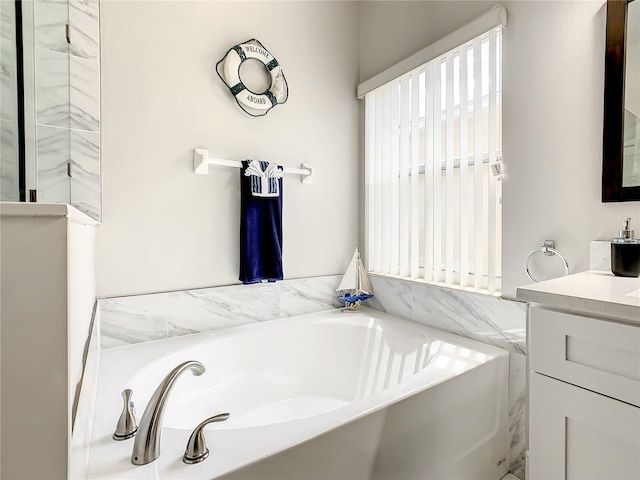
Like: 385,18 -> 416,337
603,0 -> 640,201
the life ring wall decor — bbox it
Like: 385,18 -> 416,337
216,39 -> 288,117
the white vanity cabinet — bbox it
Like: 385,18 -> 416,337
528,307 -> 640,479
517,272 -> 640,480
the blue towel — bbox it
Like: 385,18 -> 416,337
240,160 -> 283,284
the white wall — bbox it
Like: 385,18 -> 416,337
0,203 -> 96,479
359,0 -> 640,299
98,1 -> 638,299
96,1 -> 360,297
1,213 -> 68,479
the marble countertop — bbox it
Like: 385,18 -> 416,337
516,271 -> 640,324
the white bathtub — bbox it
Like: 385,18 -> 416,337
86,308 -> 509,479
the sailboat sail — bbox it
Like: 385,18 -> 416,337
337,248 -> 373,306
358,260 -> 372,295
337,249 -> 359,294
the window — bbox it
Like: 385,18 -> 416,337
364,27 -> 502,293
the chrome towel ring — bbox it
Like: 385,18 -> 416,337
524,240 -> 569,282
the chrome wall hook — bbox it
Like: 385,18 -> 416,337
183,413 -> 230,464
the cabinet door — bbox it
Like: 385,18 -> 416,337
529,372 -> 640,480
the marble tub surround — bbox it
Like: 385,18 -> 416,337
99,272 -> 525,477
99,275 -> 343,349
368,274 -> 526,355
367,274 -> 527,478
507,352 -> 527,479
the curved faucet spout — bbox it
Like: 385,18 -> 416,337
131,360 -> 205,465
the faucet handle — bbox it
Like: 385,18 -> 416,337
183,413 -> 230,464
113,389 -> 138,440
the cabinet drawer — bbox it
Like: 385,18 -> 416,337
530,306 -> 640,407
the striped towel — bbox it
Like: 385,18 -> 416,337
243,160 -> 284,197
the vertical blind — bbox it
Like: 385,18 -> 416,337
364,27 -> 502,293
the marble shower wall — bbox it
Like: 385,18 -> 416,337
34,0 -> 101,220
1,1 -> 20,200
367,275 -> 527,479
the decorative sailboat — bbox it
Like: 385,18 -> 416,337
336,247 -> 374,311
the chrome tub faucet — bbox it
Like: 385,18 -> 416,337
131,360 -> 205,465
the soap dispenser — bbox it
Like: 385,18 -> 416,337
611,218 -> 640,277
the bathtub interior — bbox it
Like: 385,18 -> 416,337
87,309 -> 508,480
125,313 -> 492,431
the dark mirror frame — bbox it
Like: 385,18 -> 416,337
603,0 -> 640,201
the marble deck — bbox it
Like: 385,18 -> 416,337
368,275 -> 526,355
99,275 -> 343,349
